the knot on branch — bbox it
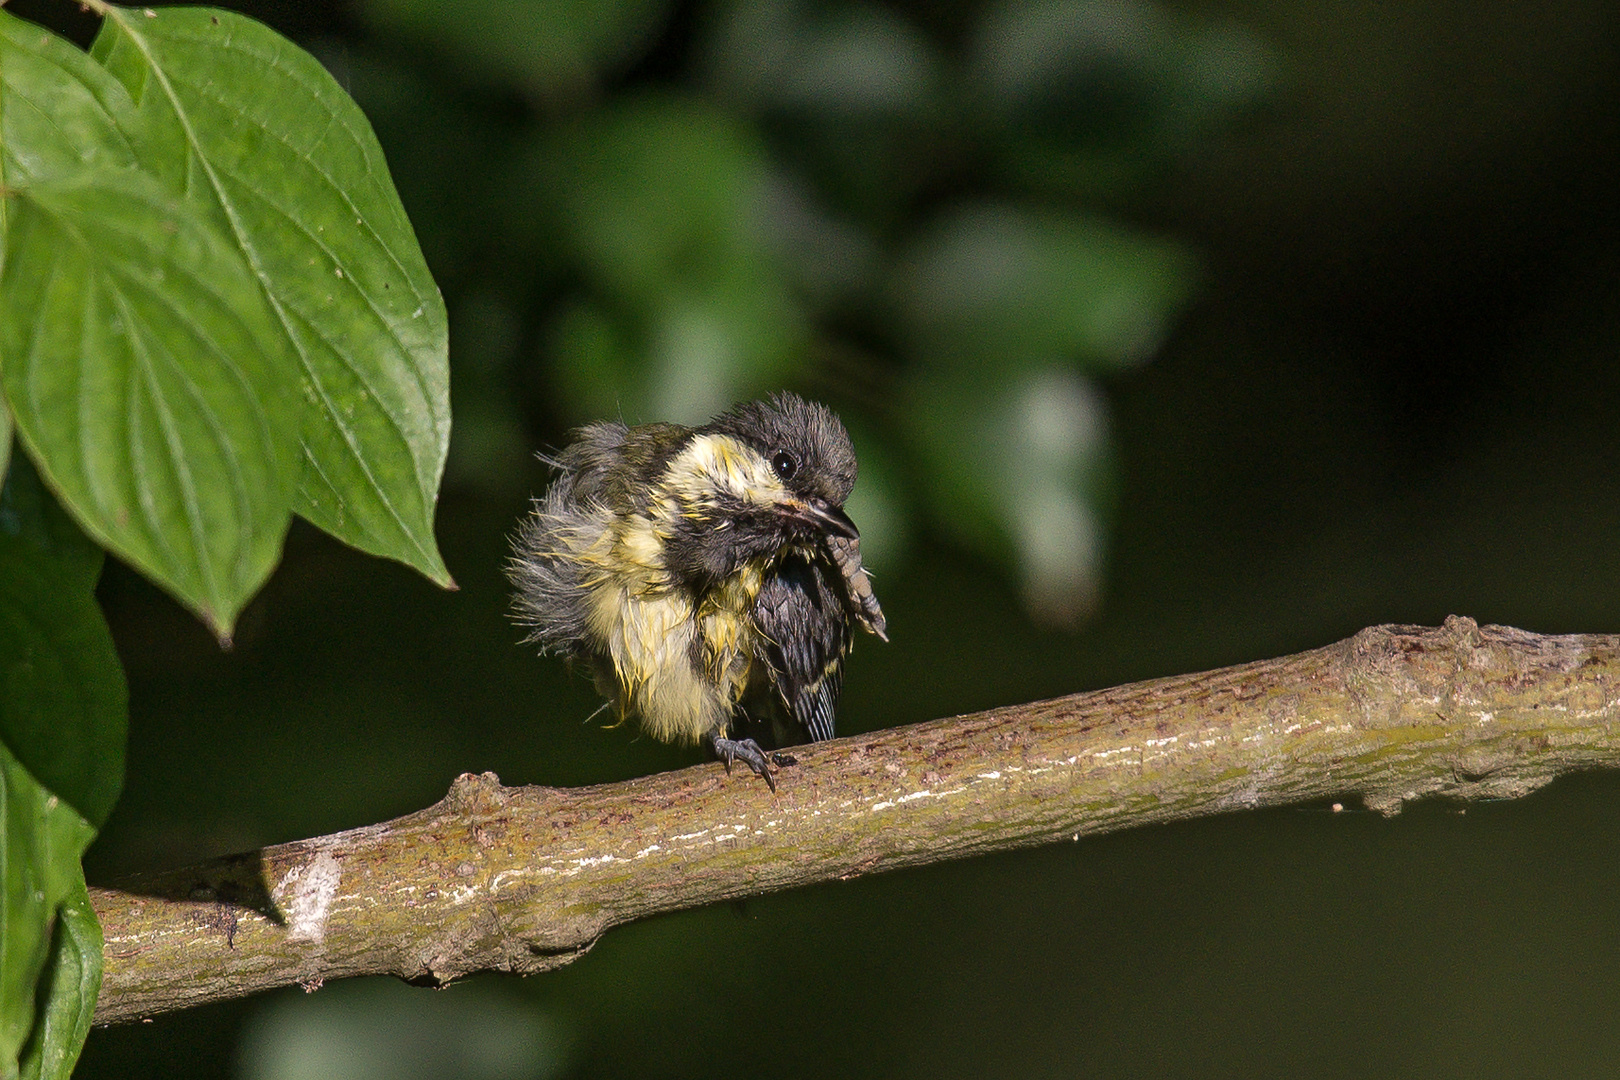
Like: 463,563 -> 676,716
446,771 -> 511,815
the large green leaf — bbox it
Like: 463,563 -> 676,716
0,472 -> 124,1080
92,6 -> 452,586
0,741 -> 96,1078
15,877 -> 100,1080
0,172 -> 299,638
0,6 -> 138,295
0,530 -> 125,831
0,9 -> 138,192
0,456 -> 103,600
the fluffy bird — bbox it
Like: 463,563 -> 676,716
509,393 -> 887,789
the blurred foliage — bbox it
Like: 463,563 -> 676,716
534,96 -> 807,423
336,0 -> 1265,622
361,0 -> 673,90
236,977 -> 567,1080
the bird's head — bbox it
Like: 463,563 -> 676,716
702,392 -> 859,541
654,394 -> 861,588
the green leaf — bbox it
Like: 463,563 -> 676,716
0,454 -> 104,598
0,171 -> 299,638
0,480 -> 123,1080
0,5 -> 141,293
0,532 -> 126,830
0,9 -> 139,190
0,740 -> 96,1077
91,6 -> 453,586
16,876 -> 100,1080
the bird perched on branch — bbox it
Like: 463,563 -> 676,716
509,393 -> 887,790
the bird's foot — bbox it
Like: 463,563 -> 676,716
707,735 -> 796,792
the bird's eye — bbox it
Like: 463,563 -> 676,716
771,451 -> 798,482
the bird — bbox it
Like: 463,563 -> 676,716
508,393 -> 887,790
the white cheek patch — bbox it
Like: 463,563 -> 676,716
669,434 -> 785,509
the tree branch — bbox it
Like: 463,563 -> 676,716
91,617 -> 1620,1024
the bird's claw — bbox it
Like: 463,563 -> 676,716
709,736 -> 793,792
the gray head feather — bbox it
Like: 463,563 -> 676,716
703,392 -> 857,505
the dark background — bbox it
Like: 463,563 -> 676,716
17,0 -> 1620,1074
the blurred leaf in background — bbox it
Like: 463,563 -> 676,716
361,0 -> 675,93
534,96 -> 810,424
969,0 -> 1272,196
893,204 -> 1194,619
236,978 -> 568,1080
352,0 -> 1264,615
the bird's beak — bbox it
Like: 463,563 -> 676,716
778,497 -> 859,540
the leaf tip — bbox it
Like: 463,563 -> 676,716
202,609 -> 236,651
413,548 -> 455,591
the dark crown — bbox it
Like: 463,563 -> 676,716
704,393 -> 857,506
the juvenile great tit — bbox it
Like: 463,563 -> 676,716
508,393 -> 887,790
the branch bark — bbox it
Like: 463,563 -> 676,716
92,617 -> 1620,1024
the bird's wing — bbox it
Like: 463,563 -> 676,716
752,554 -> 851,742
